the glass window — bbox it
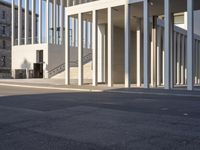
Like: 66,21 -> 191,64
2,11 -> 6,19
2,40 -> 6,49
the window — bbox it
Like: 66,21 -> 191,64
2,40 -> 6,49
2,11 -> 6,19
1,56 -> 6,67
174,14 -> 184,24
2,26 -> 6,35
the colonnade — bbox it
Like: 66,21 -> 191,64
65,0 -> 199,91
11,0 -> 64,46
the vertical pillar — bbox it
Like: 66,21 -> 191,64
195,40 -> 198,84
124,3 -> 131,88
187,0 -> 194,91
25,0 -> 29,44
143,0 -> 150,88
92,10 -> 97,86
152,16 -> 157,87
53,0 -> 57,44
32,0 -> 36,44
78,13 -> 83,86
177,33 -> 181,85
39,0 -> 42,43
60,0 -> 64,45
164,0 -> 171,89
136,18 -> 141,87
65,15 -> 70,85
157,26 -> 162,86
11,0 -> 15,46
181,35 -> 185,85
174,32 -> 177,85
198,41 -> 200,84
108,7 -> 114,87
18,0 -> 22,45
170,14 -> 174,88
46,0 -> 49,43
85,20 -> 88,48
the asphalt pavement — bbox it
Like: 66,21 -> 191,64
0,85 -> 200,150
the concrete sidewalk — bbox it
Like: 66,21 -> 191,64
0,79 -> 200,97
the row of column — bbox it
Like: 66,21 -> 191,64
11,0 -> 64,46
65,0 -> 196,90
71,17 -> 92,49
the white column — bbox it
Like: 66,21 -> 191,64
198,41 -> 200,84
174,32 -> 177,85
78,13 -> 83,86
124,3 -> 131,88
46,0 -> 49,43
177,33 -> 181,85
65,15 -> 70,85
71,18 -> 75,46
11,0 -> 15,46
108,7 -> 113,87
187,0 -> 194,91
164,0 -> 171,89
25,0 -> 29,44
92,10 -> 97,86
39,0 -> 42,44
181,35 -> 185,85
195,40 -> 198,84
143,0 -> 150,88
18,0 -> 22,45
85,20 -> 88,48
60,0 -> 64,45
32,0 -> 36,44
136,18 -> 141,87
157,26 -> 162,86
152,16 -> 157,87
53,0 -> 57,44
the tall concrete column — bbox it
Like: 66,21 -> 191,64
174,32 -> 177,85
60,0 -> 64,45
164,0 -> 171,89
124,3 -> 131,88
11,0 -> 15,46
92,10 -> 97,86
46,0 -> 49,43
65,15 -> 70,85
18,0 -> 22,45
177,33 -> 181,85
108,7 -> 114,87
198,41 -> 200,84
25,0 -> 29,44
187,0 -> 194,91
78,13 -> 83,86
39,0 -> 42,44
53,0 -> 57,44
32,0 -> 36,44
181,35 -> 185,85
152,16 -> 158,87
143,0 -> 150,88
195,40 -> 198,84
157,26 -> 162,86
136,18 -> 142,87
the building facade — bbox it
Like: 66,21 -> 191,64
65,0 -> 200,91
11,0 -> 200,91
0,0 -> 12,78
11,0 -> 65,79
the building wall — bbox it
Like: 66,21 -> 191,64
0,2 -> 11,73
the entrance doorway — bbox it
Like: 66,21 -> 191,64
34,50 -> 43,78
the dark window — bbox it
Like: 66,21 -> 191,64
2,26 -> 6,35
1,56 -> 6,67
2,11 -> 6,19
2,40 -> 6,49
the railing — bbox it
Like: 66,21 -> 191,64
48,52 -> 92,78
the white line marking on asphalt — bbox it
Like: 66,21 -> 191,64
0,83 -> 200,98
0,83 -> 102,92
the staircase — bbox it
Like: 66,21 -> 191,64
48,52 -> 92,78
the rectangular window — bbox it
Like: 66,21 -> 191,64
2,40 -> 6,49
2,11 -> 6,19
1,56 -> 6,67
2,26 -> 6,35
